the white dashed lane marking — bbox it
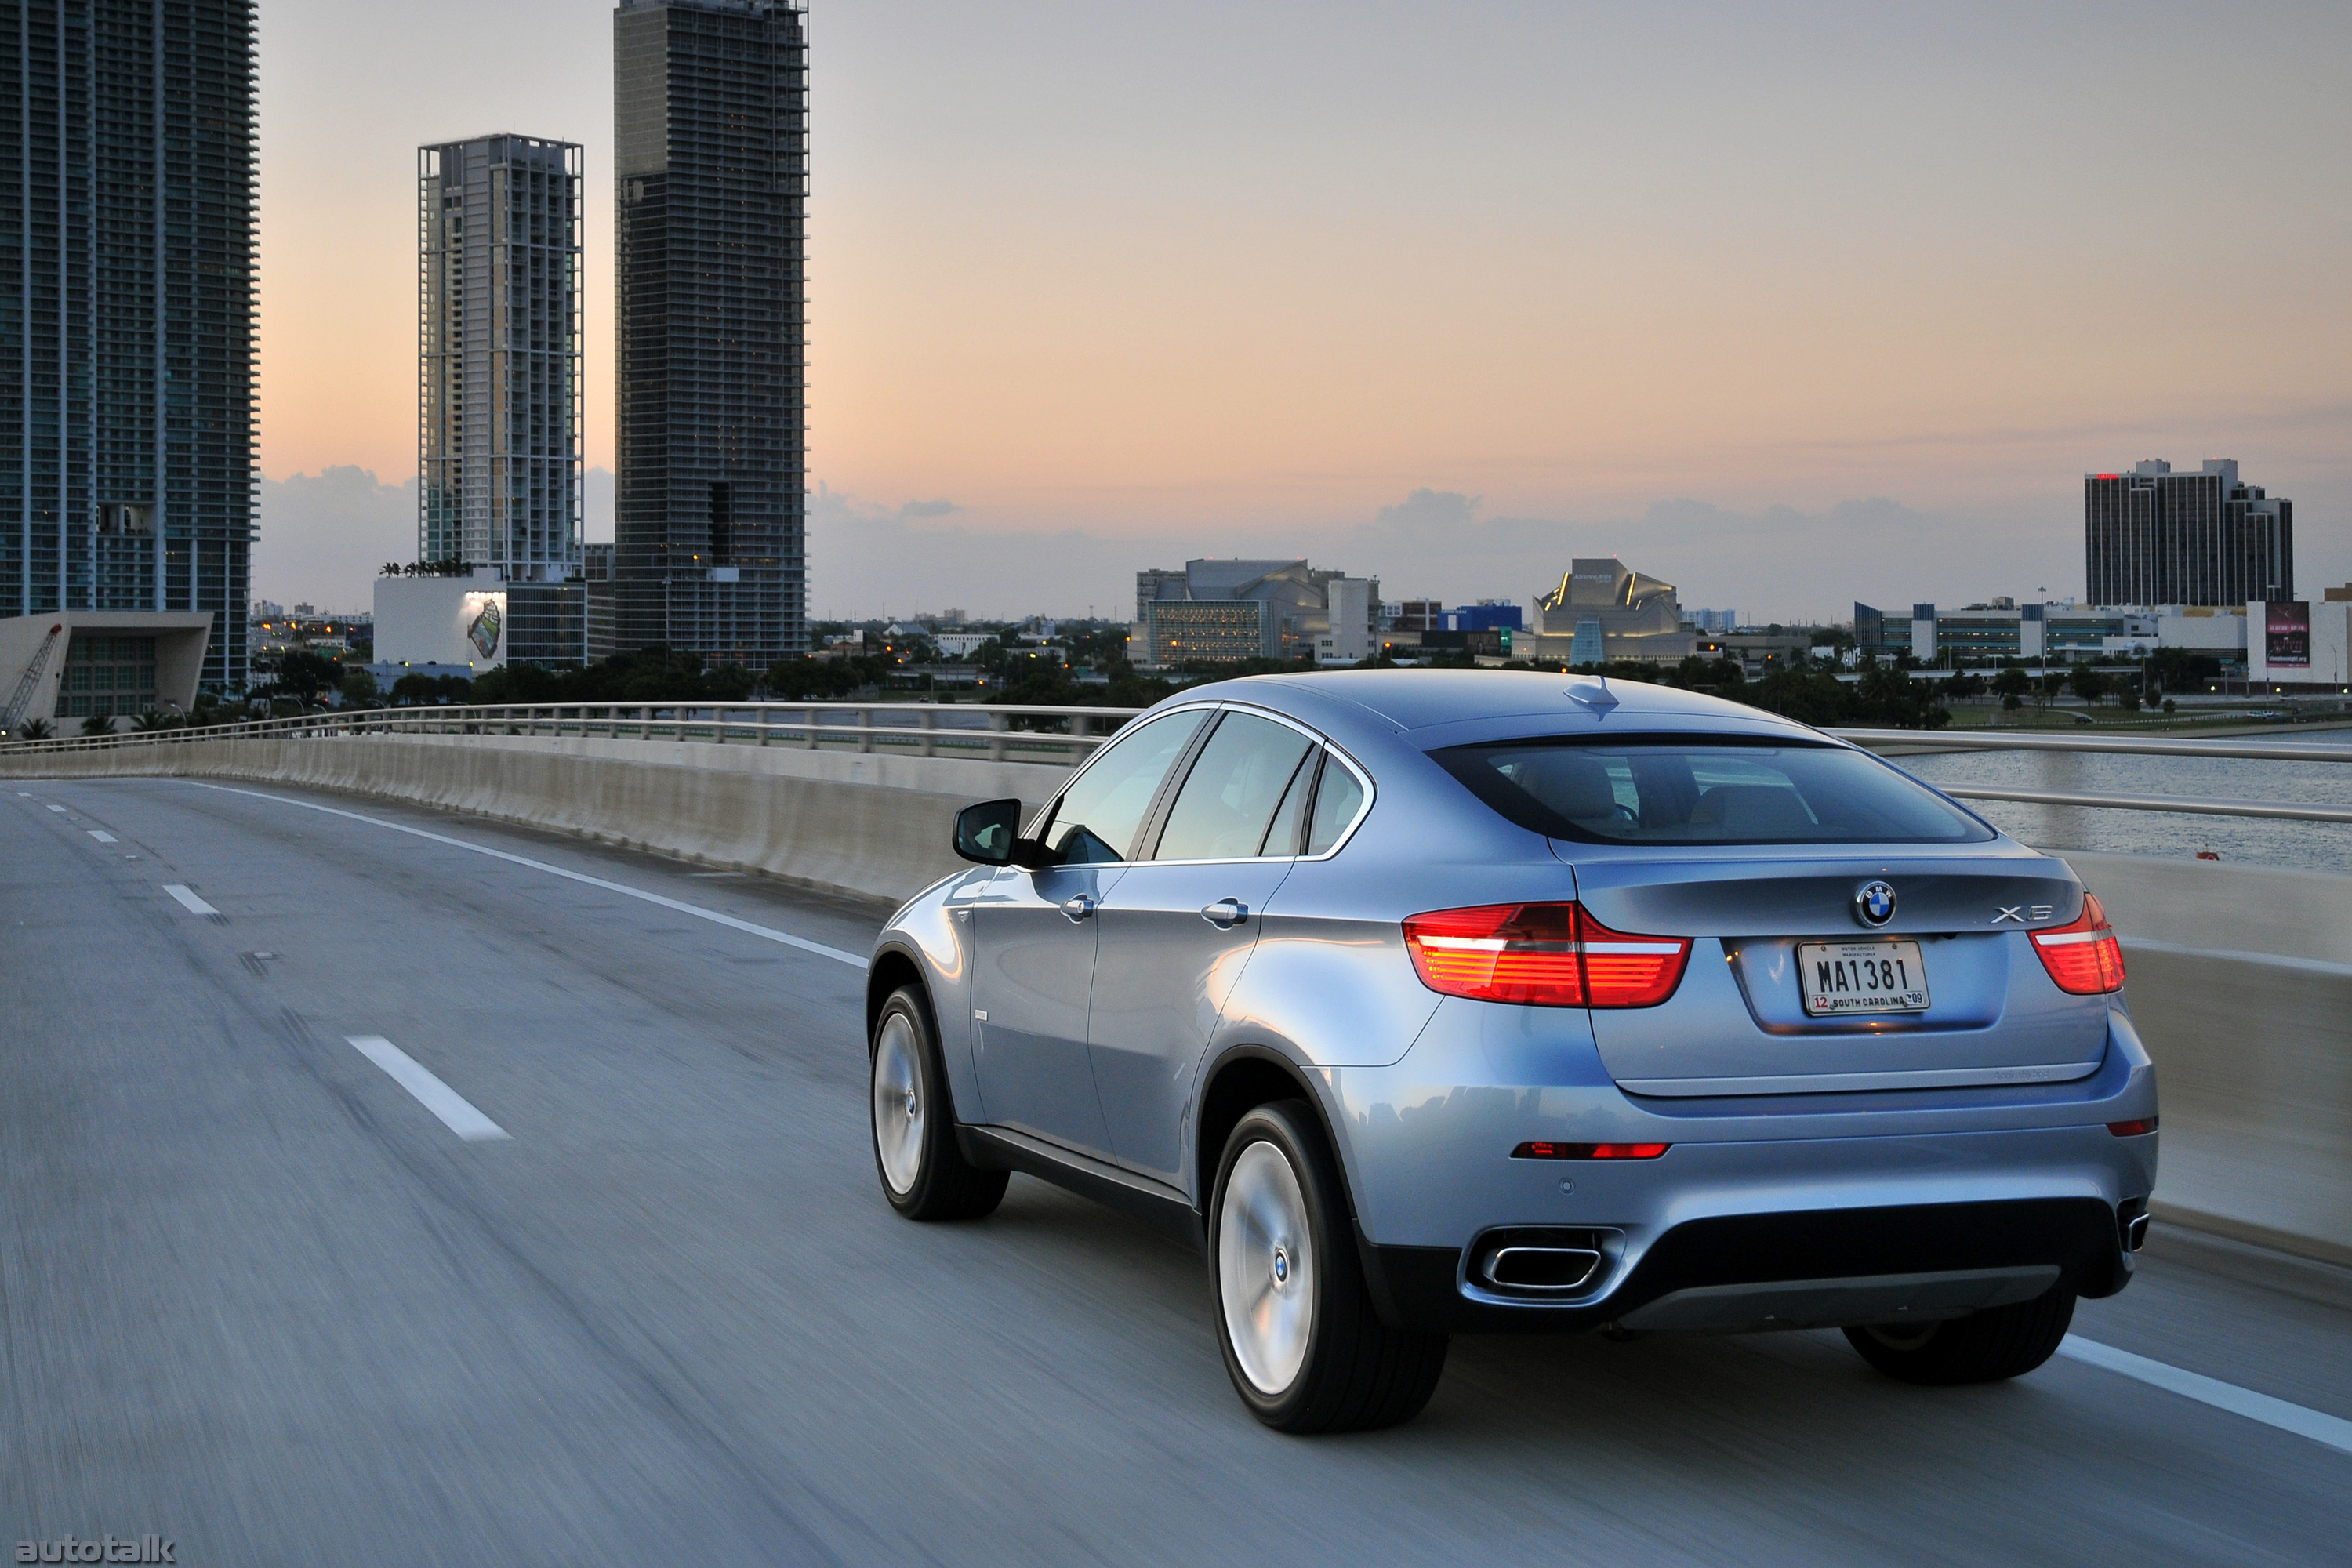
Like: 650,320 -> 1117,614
45,804 -> 65,813
161,884 -> 218,916
88,829 -> 118,844
346,1036 -> 510,1142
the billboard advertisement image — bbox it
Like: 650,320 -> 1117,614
2266,601 -> 2310,670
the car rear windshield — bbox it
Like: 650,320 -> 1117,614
1430,738 -> 1994,845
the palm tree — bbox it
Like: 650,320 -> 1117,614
80,712 -> 116,737
132,709 -> 172,731
14,717 -> 53,740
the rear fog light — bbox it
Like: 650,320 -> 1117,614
1512,1141 -> 1670,1160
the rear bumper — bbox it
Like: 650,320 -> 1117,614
1319,1000 -> 2157,1334
1359,1195 -> 2132,1334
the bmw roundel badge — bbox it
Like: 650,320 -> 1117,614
1853,880 -> 1897,928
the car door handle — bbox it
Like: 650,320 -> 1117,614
1200,899 -> 1248,927
1060,894 -> 1098,922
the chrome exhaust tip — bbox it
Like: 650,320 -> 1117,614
1480,1245 -> 1602,1292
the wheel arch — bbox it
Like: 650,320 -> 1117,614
1195,1045 -> 1355,1218
866,944 -> 933,1056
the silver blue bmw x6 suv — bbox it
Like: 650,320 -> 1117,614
863,670 -> 2156,1432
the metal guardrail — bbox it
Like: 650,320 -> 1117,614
1833,727 -> 2352,825
1936,786 -> 2352,826
3,702 -> 2348,825
1833,728 -> 2352,764
0,700 -> 1131,764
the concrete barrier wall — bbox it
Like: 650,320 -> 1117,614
6,737 -> 2347,1263
2061,851 -> 2352,1265
0,732 -> 1074,908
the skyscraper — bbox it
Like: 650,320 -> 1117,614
2085,459 -> 2293,608
418,134 -> 583,583
613,0 -> 808,665
0,0 -> 259,693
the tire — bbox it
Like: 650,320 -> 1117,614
869,985 -> 1008,1221
1208,1100 -> 1449,1432
1842,1287 -> 2077,1385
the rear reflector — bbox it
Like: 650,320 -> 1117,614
2031,892 -> 2126,995
1512,1141 -> 1671,1160
2106,1118 -> 2158,1137
1404,902 -> 1691,1008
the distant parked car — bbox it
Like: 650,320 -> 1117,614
864,671 -> 2154,1431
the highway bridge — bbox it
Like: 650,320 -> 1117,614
3,706 -> 2348,1563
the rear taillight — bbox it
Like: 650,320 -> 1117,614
1403,902 -> 1691,1008
2031,892 -> 2126,995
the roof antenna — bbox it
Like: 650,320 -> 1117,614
1564,672 -> 1618,713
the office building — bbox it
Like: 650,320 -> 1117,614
1389,599 -> 1524,635
1853,599 -> 2248,666
418,134 -> 583,584
0,0 -> 258,694
613,0 -> 809,665
2085,459 -> 2292,608
1132,560 -> 1379,667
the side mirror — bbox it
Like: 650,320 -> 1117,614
953,798 -> 1026,866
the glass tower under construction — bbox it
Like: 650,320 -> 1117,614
0,0 -> 259,691
418,134 -> 584,583
614,0 -> 808,665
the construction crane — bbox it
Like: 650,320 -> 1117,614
0,622 -> 65,735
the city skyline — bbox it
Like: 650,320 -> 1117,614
247,2 -> 2350,619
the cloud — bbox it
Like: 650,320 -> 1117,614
256,464 -> 621,609
1371,488 -> 1482,535
254,466 -> 415,611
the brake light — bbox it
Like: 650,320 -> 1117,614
1403,902 -> 1691,1008
2107,1118 -> 2158,1137
1512,1142 -> 1670,1160
2031,892 -> 2126,995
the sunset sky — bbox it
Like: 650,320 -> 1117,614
258,1 -> 2352,620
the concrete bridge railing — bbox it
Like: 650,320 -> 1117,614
5,713 -> 2347,1267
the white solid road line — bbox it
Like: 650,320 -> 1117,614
161,884 -> 218,916
2060,1335 -> 2352,1457
346,1036 -> 510,1142
187,782 -> 866,967
87,829 -> 118,844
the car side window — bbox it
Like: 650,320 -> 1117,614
1256,746 -> 1320,857
1153,711 -> 1317,862
1304,754 -> 1367,855
1044,709 -> 1209,865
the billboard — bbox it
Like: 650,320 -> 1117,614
372,576 -> 508,669
2265,601 -> 2310,670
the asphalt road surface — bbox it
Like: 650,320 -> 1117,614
4,777 -> 2348,1566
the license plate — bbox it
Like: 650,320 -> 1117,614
1798,940 -> 1930,1016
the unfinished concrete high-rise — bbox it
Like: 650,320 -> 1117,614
613,0 -> 809,665
0,0 -> 260,694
